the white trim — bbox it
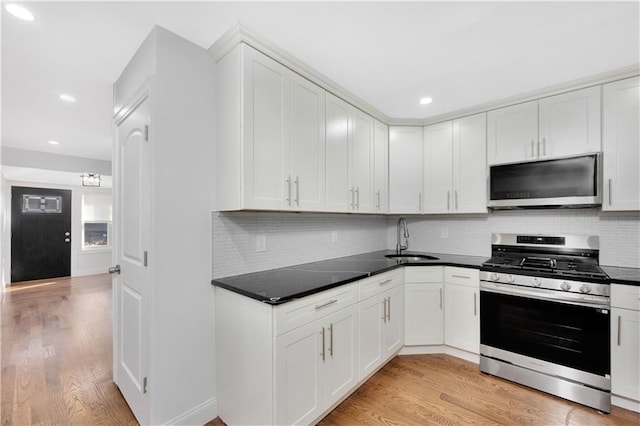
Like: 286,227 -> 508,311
399,345 -> 480,364
161,397 -> 218,426
612,394 -> 640,413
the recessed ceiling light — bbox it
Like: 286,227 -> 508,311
48,140 -> 59,145
59,94 -> 76,103
419,97 -> 433,105
5,4 -> 34,21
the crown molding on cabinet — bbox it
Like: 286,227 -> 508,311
208,21 -> 391,123
209,23 -> 639,129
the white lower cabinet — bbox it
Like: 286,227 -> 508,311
611,284 -> 640,411
404,267 -> 444,345
443,267 -> 480,354
358,271 -> 404,380
275,305 -> 358,425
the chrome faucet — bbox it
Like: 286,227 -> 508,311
396,217 -> 409,255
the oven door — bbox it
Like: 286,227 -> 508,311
480,282 -> 610,379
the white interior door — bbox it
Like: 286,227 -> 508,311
113,91 -> 151,424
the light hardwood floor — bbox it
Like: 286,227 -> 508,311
3,275 -> 639,425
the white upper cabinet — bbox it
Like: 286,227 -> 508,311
325,93 -> 375,213
389,126 -> 424,214
216,43 -> 325,211
423,113 -> 487,214
291,74 -> 326,211
453,113 -> 488,213
487,86 -> 601,165
373,120 -> 389,213
602,76 -> 640,211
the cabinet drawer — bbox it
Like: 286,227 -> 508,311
274,282 -> 358,336
444,266 -> 479,287
404,266 -> 443,283
358,269 -> 403,300
612,284 -> 640,311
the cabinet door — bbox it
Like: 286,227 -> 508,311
423,121 -> 453,213
389,126 -> 424,213
538,86 -> 601,158
350,109 -> 375,212
374,120 -> 389,213
444,283 -> 479,354
382,286 -> 403,359
324,306 -> 358,408
326,93 -> 351,212
611,308 -> 640,402
291,74 -> 326,211
405,283 -> 444,345
275,318 -> 324,426
243,47 -> 291,210
487,101 -> 538,165
453,113 -> 487,213
358,294 -> 384,380
603,77 -> 640,211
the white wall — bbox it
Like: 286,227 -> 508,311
212,211 -> 388,278
388,209 -> 640,268
3,180 -> 113,282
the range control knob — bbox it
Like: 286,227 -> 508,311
560,282 -> 572,291
532,278 -> 542,287
491,273 -> 500,282
579,284 -> 591,294
507,275 -> 516,283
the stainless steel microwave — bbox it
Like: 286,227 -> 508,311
488,153 -> 602,209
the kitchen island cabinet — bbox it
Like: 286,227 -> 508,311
487,86 -> 601,165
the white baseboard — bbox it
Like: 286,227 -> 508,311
399,345 -> 480,364
163,397 -> 217,426
612,394 -> 640,413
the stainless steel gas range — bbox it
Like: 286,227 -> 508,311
479,233 -> 611,413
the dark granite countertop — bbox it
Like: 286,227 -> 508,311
211,250 -> 486,304
601,265 -> 640,286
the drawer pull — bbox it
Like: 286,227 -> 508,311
617,315 -> 621,346
321,327 -> 326,361
379,279 -> 392,286
451,274 -> 470,279
315,299 -> 338,310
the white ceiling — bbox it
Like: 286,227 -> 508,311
2,1 -> 639,162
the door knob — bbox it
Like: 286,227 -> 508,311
108,265 -> 121,274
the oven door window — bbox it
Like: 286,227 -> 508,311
480,291 -> 610,376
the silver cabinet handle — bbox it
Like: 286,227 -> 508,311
315,299 -> 338,310
608,179 -> 613,206
452,274 -> 470,279
418,192 -> 422,211
108,265 -> 121,274
542,137 -> 546,156
473,292 -> 477,316
350,187 -> 355,209
286,176 -> 292,205
329,323 -> 334,357
387,296 -> 391,321
447,191 -> 450,211
355,187 -> 360,209
376,190 -> 381,210
455,190 -> 458,210
321,327 -> 326,361
531,140 -> 535,158
379,279 -> 392,286
294,176 -> 300,206
382,298 -> 387,323
439,288 -> 443,310
617,315 -> 621,346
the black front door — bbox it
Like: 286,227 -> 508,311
11,186 -> 72,283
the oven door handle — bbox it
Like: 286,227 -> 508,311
480,282 -> 610,310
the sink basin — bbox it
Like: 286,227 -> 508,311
385,254 -> 439,261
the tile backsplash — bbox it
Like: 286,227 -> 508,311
212,211 -> 388,278
388,209 -> 640,268
212,209 -> 640,278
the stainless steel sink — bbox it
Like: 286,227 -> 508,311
385,254 -> 439,261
